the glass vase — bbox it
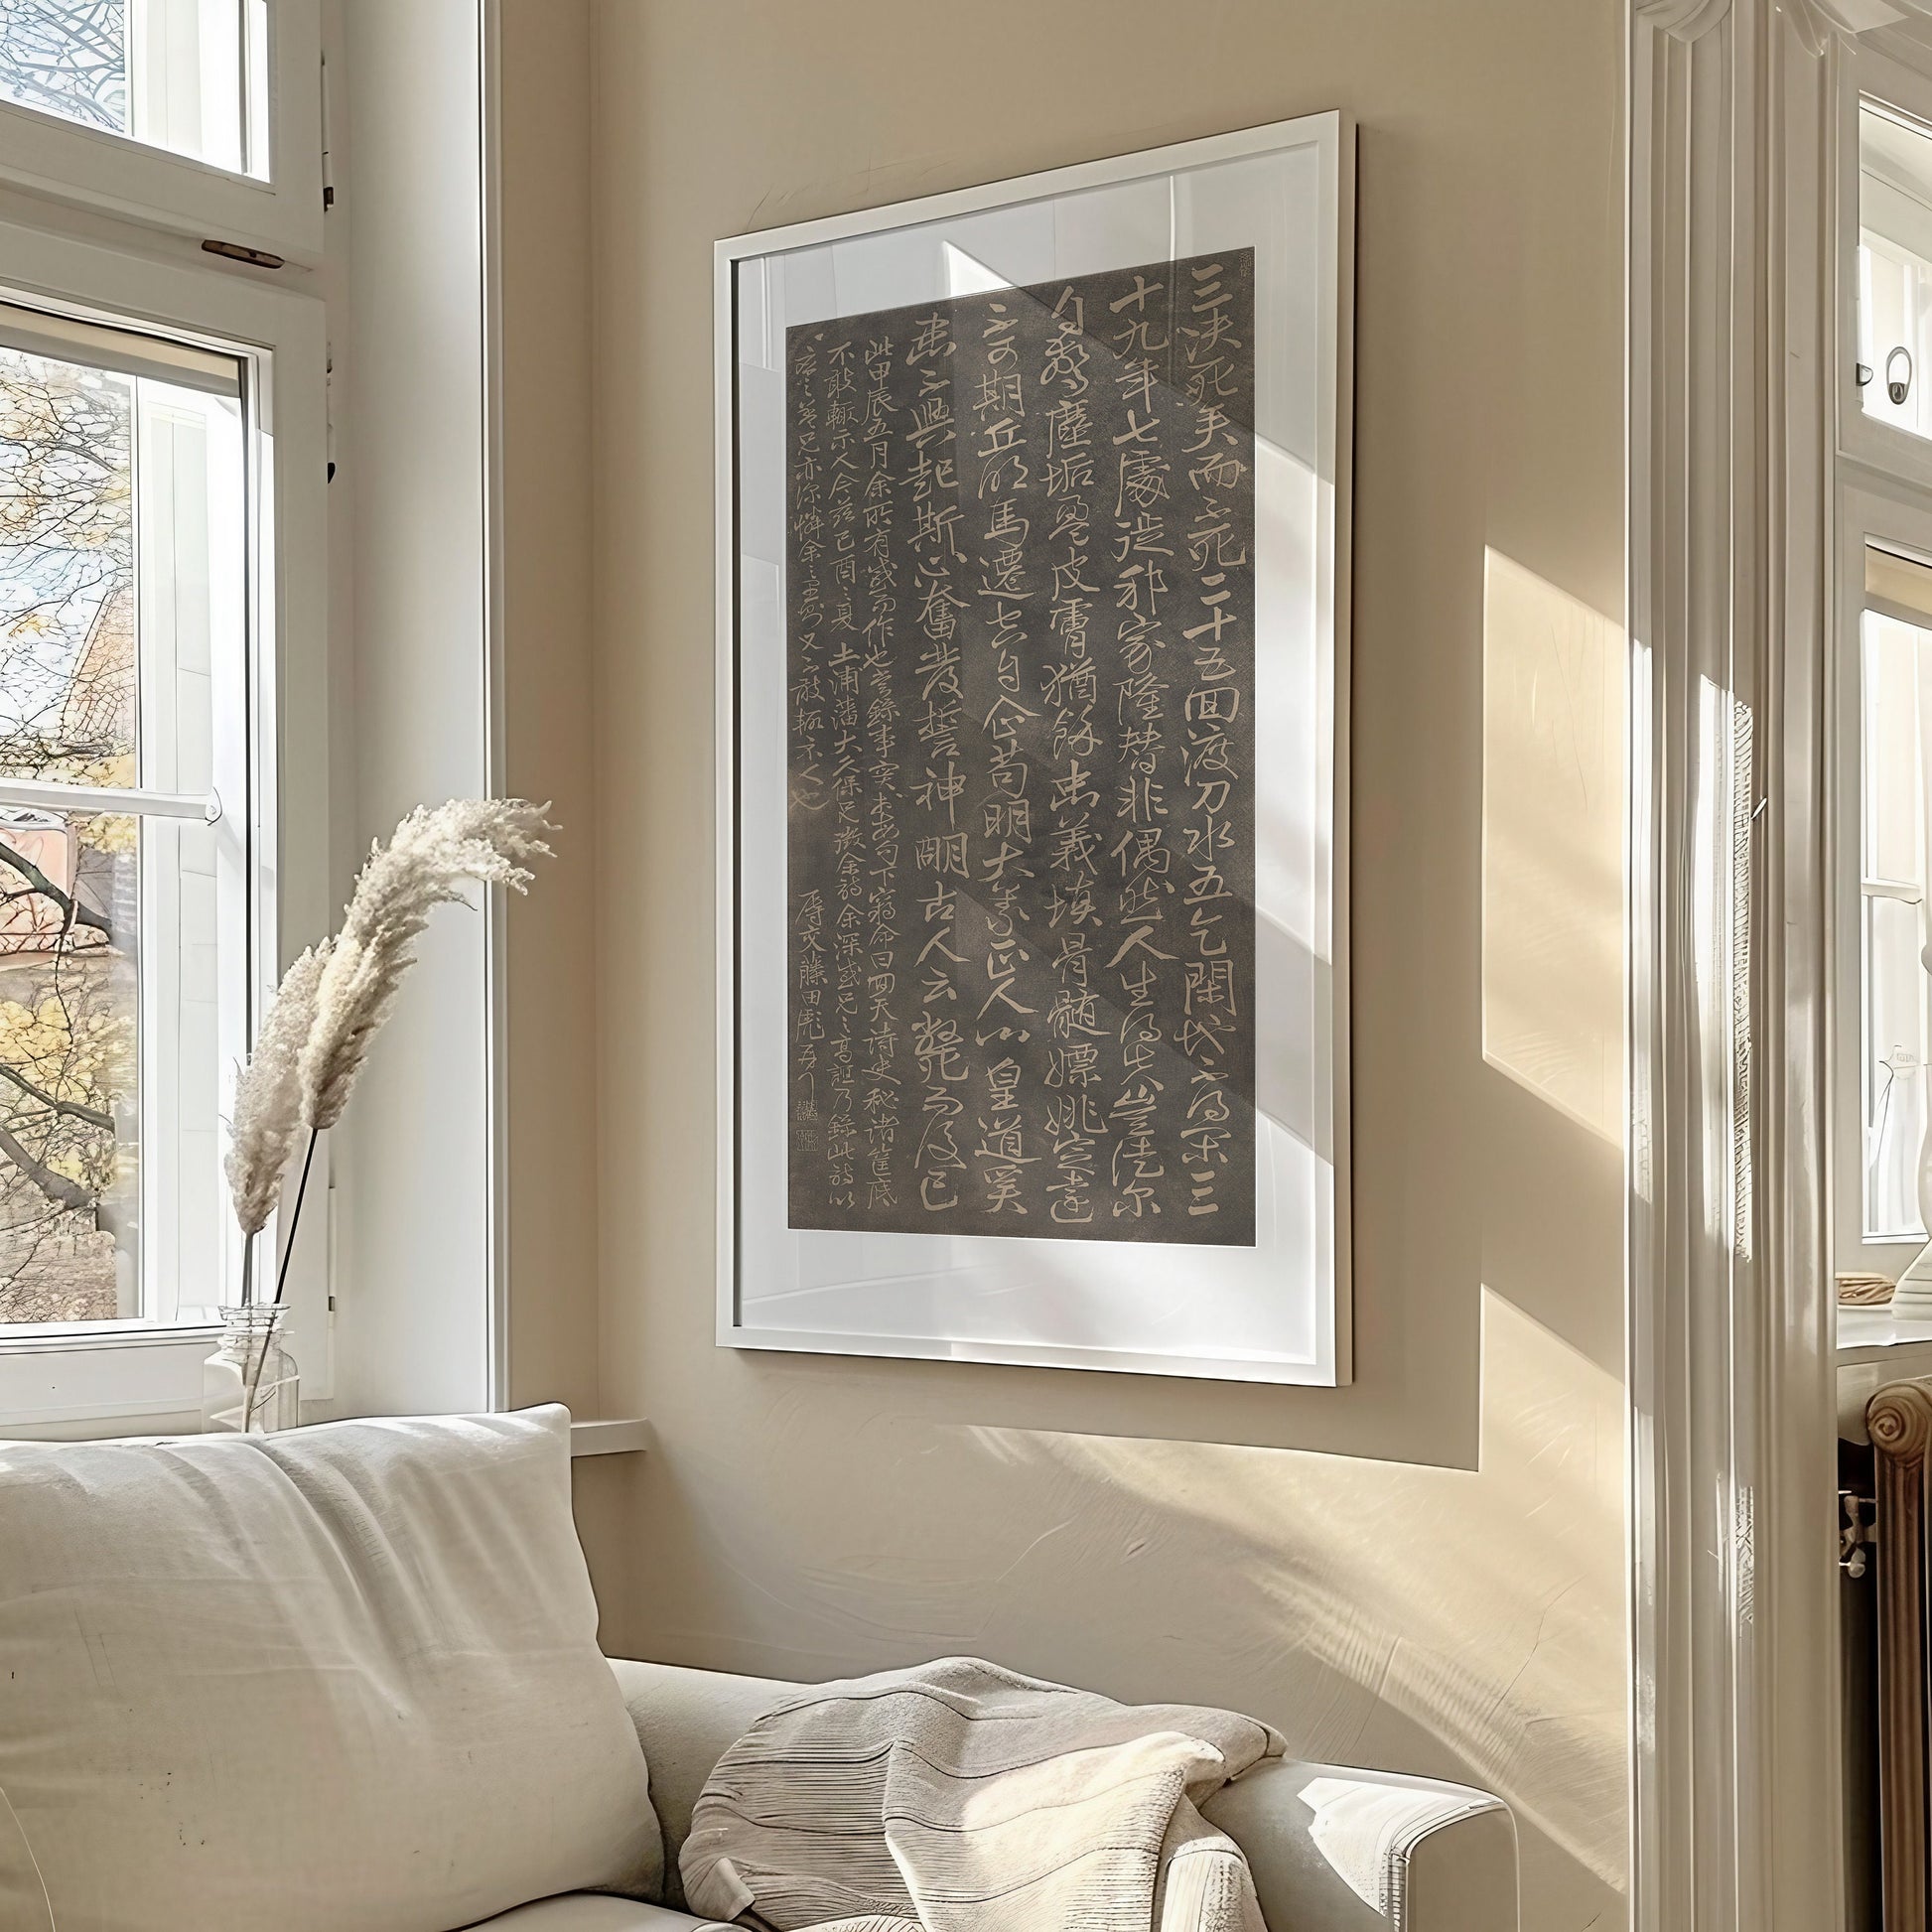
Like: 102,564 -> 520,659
201,1304 -> 300,1435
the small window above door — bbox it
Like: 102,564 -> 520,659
0,1 -> 321,265
0,1 -> 259,177
1861,102 -> 1932,444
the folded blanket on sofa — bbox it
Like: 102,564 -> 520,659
678,1656 -> 1282,1932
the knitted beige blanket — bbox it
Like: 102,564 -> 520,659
678,1657 -> 1281,1932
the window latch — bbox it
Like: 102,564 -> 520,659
201,239 -> 285,272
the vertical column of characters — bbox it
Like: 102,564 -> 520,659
903,301 -> 970,1219
1174,255 -> 1257,1229
954,294 -> 1037,1225
822,344 -> 869,1205
858,326 -> 908,1218
1034,286 -> 1106,1231
956,298 -> 1037,1233
787,334 -> 831,1187
822,337 -> 867,1217
1101,267 -> 1178,1231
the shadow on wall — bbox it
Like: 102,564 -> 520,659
953,1284 -> 1624,1905
930,550 -> 1628,1907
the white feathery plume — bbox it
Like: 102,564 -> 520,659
224,939 -> 330,1238
299,798 -> 553,1131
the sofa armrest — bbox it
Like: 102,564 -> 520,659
606,1658 -> 1518,1931
1201,1756 -> 1519,1932
609,1658 -> 788,1906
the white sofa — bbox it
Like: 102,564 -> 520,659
474,1656 -> 1520,1932
0,1410 -> 1519,1932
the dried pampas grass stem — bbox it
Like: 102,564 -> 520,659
300,799 -> 552,1134
224,941 -> 328,1243
224,798 -> 554,1312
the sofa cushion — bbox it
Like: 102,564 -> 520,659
0,1405 -> 660,1932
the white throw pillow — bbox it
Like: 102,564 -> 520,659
0,1404 -> 659,1932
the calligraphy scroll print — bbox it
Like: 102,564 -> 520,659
784,251 -> 1257,1245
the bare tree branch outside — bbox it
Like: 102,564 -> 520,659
0,2 -> 128,138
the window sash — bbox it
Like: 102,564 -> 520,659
0,0 -> 321,265
0,312 -> 247,1335
0,208 -> 327,1424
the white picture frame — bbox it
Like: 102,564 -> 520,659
715,111 -> 1353,1384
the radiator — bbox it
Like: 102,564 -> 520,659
1869,1378 -> 1932,1929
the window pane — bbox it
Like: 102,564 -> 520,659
0,803 -> 137,1321
1868,892 -> 1930,1240
1861,103 -> 1932,442
0,313 -> 246,1326
135,383 -> 242,798
0,1 -> 255,178
1867,612 -> 1924,885
0,340 -> 135,785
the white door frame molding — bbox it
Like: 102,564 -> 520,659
1627,2 -> 1844,1927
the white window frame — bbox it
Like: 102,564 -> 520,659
0,208 -> 327,1435
1831,483 -> 1932,1287
1830,44 -> 1932,1303
0,0 -> 322,265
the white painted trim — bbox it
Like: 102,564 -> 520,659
1627,3 -> 1845,1927
325,0 -> 491,1420
478,0 -> 509,1414
712,219 -> 735,1398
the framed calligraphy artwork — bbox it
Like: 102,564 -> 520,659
716,114 -> 1353,1383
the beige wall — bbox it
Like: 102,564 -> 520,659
500,2 -> 1631,1928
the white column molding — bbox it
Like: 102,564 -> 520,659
1628,1 -> 1843,1928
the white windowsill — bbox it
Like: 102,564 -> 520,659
0,1319 -> 221,1353
0,1322 -> 220,1436
1839,1306 -> 1932,1441
0,1323 -> 650,1451
4,1406 -> 652,1451
1838,1304 -> 1932,1363
568,1418 -> 648,1457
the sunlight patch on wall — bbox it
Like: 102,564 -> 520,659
1480,549 -> 1624,1144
